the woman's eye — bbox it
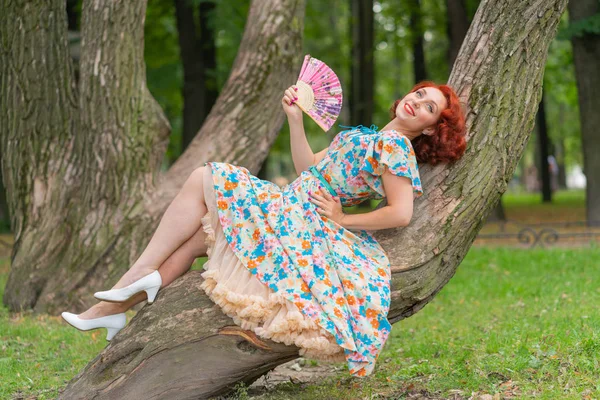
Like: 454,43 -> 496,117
417,91 -> 422,97
428,104 -> 433,112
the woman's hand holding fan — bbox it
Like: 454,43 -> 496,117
281,85 -> 303,123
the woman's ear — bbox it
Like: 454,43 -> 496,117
423,126 -> 436,136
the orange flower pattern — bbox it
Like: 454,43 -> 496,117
202,126 -> 419,377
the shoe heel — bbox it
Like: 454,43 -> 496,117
145,285 -> 160,303
106,327 -> 121,341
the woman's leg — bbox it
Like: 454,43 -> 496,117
110,166 -> 211,290
78,220 -> 210,319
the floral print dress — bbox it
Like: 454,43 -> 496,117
202,124 -> 423,377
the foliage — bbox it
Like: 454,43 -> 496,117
558,12 -> 600,39
144,0 -> 249,166
142,0 -> 583,183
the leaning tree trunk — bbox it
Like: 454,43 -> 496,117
55,0 -> 568,398
1,0 -> 302,314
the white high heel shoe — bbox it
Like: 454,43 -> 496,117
94,270 -> 162,304
61,312 -> 127,341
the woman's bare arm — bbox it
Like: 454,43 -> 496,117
312,147 -> 329,166
341,170 -> 414,230
289,119 -> 316,176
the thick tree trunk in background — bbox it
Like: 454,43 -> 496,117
175,0 -> 218,153
349,0 -> 374,126
3,0 -> 303,315
537,91 -> 552,202
410,0 -> 427,82
569,0 -> 600,226
1,0 -> 170,312
446,0 -> 470,67
57,0 -> 567,397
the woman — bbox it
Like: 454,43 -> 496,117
61,80 -> 466,377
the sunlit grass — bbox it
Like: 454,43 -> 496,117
1,189 -> 598,398
248,246 -> 600,399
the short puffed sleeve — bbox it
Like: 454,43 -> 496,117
359,130 -> 423,197
329,128 -> 354,149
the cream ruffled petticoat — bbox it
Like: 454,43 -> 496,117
199,167 -> 346,363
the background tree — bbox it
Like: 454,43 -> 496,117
53,0 -> 567,397
568,0 -> 600,225
446,0 -> 469,67
409,0 -> 427,81
536,91 -> 552,202
349,0 -> 375,126
175,0 -> 218,153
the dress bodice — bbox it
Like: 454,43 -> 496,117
309,124 -> 423,206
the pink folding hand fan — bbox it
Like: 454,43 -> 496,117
294,54 -> 343,132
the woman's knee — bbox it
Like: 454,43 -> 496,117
184,166 -> 208,197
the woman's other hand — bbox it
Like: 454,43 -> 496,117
282,85 -> 303,123
308,189 -> 345,225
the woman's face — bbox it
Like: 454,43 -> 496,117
395,87 -> 448,133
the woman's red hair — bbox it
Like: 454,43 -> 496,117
389,81 -> 466,165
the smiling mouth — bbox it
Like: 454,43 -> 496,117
404,103 -> 415,116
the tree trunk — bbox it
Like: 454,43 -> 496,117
410,0 -> 427,82
2,0 -> 302,314
1,0 -> 170,313
446,0 -> 470,68
536,91 -> 552,202
349,0 -> 374,126
198,0 -> 218,131
175,0 -> 218,153
568,0 -> 600,226
56,0 -> 567,398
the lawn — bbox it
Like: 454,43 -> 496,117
2,245 -> 599,399
243,246 -> 600,399
1,189 -> 599,399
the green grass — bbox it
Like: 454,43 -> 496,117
2,246 -> 600,399
500,189 -> 586,222
0,261 -> 107,399
246,246 -> 600,399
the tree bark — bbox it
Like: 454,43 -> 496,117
3,0 -> 304,316
56,0 -> 567,398
1,0 -> 171,313
568,0 -> 600,226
